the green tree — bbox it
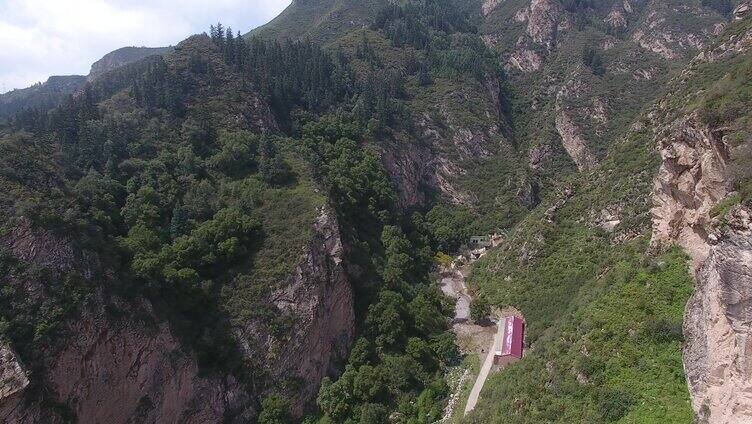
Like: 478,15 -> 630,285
259,138 -> 293,186
470,295 -> 490,323
381,225 -> 413,288
318,376 -> 353,421
258,394 -> 292,424
170,202 -> 188,240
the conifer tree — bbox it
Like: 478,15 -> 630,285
170,202 -> 188,239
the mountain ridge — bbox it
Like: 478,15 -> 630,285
1,1 -> 751,423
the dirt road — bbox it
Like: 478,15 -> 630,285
440,270 -> 472,322
463,323 -> 502,415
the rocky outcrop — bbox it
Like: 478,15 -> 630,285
605,2 -> 629,30
49,297 -> 251,424
1,298 -> 251,424
649,20 -> 752,419
266,207 -> 354,415
0,223 -> 253,423
508,47 -> 543,73
88,46 -> 172,81
684,207 -> 752,424
1,204 -> 355,422
734,2 -> 751,21
631,1 -> 723,60
650,114 -> 732,269
0,344 -> 28,404
527,0 -> 564,49
555,111 -> 597,172
482,0 -> 500,16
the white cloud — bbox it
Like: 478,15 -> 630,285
0,0 -> 290,93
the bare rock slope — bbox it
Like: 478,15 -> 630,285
649,12 -> 752,422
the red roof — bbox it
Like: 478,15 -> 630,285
500,316 -> 524,358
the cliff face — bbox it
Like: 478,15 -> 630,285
648,11 -> 752,421
684,208 -> 752,423
650,114 -> 733,269
0,221 -> 253,423
88,46 -> 172,81
0,208 -> 354,422
239,207 -> 355,415
0,344 -> 28,406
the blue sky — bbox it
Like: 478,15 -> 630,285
0,0 -> 291,93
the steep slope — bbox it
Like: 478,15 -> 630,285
480,0 -> 728,179
248,0 -> 384,44
648,7 -> 752,420
88,46 -> 173,80
0,46 -> 171,122
1,1 -> 750,423
0,76 -> 86,123
465,4 -> 752,422
0,34 -> 354,422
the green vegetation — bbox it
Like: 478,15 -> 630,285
463,15 -> 752,423
3,1 -> 752,422
468,244 -> 693,423
0,32 -> 328,391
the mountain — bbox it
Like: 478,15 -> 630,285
1,1 -> 752,423
248,0 -> 384,44
88,46 -> 174,80
0,75 -> 87,123
0,46 -> 171,122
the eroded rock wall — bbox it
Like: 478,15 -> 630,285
684,208 -> 752,424
648,18 -> 752,421
0,207 -> 355,422
265,207 -> 355,415
650,114 -> 732,269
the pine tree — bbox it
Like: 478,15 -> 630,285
170,202 -> 188,239
225,27 -> 236,65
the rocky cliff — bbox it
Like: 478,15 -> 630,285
684,207 -> 752,423
88,46 -> 172,81
0,207 -> 354,422
650,113 -> 733,269
241,207 -> 354,415
0,344 -> 28,406
648,9 -> 752,421
0,220 -> 252,423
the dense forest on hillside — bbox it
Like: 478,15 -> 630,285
2,0 -> 752,423
0,9 -> 483,421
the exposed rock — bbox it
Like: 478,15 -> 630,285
377,140 -> 432,208
515,7 -> 530,22
734,2 -> 751,21
529,143 -> 551,170
267,207 -> 354,415
516,178 -> 540,209
434,159 -> 474,206
527,0 -> 564,49
508,47 -> 543,72
555,111 -> 598,172
684,207 -> 752,423
0,225 -> 253,423
88,46 -> 172,81
1,206 -> 354,421
482,0 -> 500,16
0,344 -> 28,404
644,20 -> 752,421
633,67 -> 659,80
605,4 -> 628,30
49,296 -> 251,424
650,114 -> 732,270
595,205 -> 623,232
632,28 -> 680,60
631,2 -> 722,60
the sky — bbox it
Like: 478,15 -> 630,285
0,0 -> 291,93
